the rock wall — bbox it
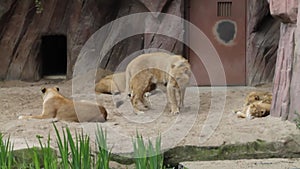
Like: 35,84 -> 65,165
0,0 -> 184,81
0,0 -> 118,80
97,0 -> 184,72
270,0 -> 299,121
247,0 -> 280,86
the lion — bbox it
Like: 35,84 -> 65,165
95,72 -> 125,94
236,101 -> 271,119
18,87 -> 107,122
235,91 -> 272,119
129,68 -> 164,113
245,91 -> 272,105
126,52 -> 191,114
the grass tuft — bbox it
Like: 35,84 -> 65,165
0,124 -> 166,169
0,133 -> 14,169
133,132 -> 164,169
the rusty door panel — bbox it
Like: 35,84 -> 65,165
189,0 -> 246,85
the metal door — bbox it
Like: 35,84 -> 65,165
188,0 -> 246,85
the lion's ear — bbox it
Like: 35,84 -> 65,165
171,63 -> 178,69
41,87 -> 47,94
183,67 -> 190,74
55,86 -> 60,92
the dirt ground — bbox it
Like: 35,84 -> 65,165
0,79 -> 299,168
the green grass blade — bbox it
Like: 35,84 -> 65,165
66,127 -> 80,169
95,125 -> 111,169
53,123 -> 69,169
32,147 -> 41,169
0,133 -> 14,169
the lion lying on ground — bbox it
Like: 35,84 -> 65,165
235,91 -> 272,119
95,72 -> 125,94
19,87 -> 107,122
126,52 -> 191,114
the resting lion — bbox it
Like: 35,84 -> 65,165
235,91 -> 272,119
19,87 -> 107,122
95,72 -> 125,94
126,52 -> 191,114
245,91 -> 272,105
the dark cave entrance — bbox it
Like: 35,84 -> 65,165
41,35 -> 67,77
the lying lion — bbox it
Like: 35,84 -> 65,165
19,87 -> 107,122
235,91 -> 272,119
126,52 -> 191,114
95,72 -> 125,94
245,91 -> 272,105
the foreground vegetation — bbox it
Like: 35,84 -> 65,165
0,124 -> 165,169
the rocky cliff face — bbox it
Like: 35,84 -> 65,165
247,0 -> 280,86
269,0 -> 299,121
0,0 -> 119,80
0,0 -> 184,81
98,0 -> 184,72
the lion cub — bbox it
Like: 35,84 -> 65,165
127,53 -> 191,114
130,68 -> 163,113
235,91 -> 272,119
19,87 -> 107,122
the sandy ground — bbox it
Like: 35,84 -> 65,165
0,79 -> 299,168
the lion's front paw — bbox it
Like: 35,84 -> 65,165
18,115 -> 28,120
170,106 -> 180,115
171,111 -> 179,115
144,92 -> 151,97
171,108 -> 180,115
135,111 -> 145,115
246,112 -> 253,120
236,111 -> 245,118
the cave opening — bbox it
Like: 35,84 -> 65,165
41,35 -> 67,78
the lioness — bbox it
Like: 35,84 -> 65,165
19,87 -> 107,122
235,91 -> 272,119
126,52 -> 191,114
95,72 -> 125,94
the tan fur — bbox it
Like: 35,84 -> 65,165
235,91 -> 272,119
245,91 -> 272,105
126,52 -> 191,114
95,72 -> 126,94
130,68 -> 165,113
19,87 -> 107,122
